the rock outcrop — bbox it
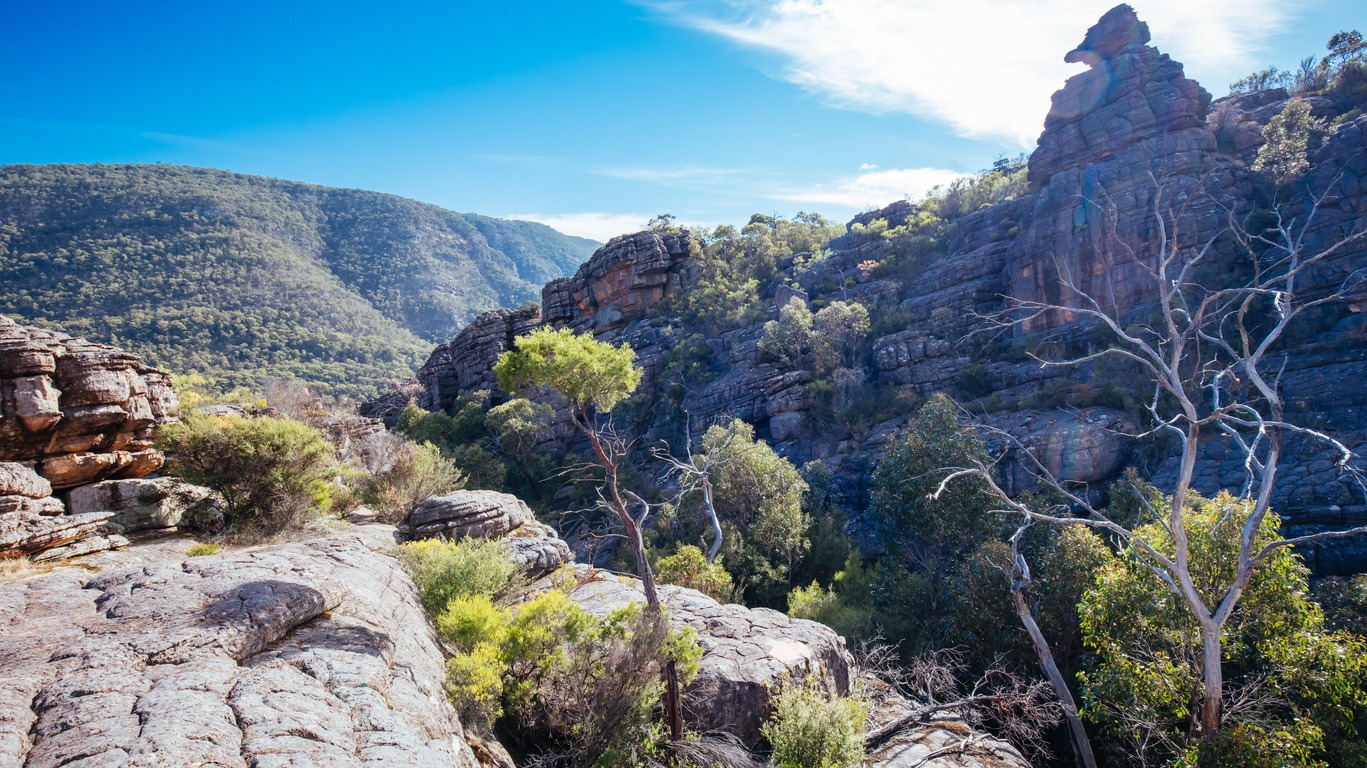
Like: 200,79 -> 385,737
0,315 -> 178,489
0,534 -> 480,768
0,462 -> 122,561
367,5 -> 1367,571
1008,3 -> 1235,335
542,230 -> 691,333
403,490 -> 572,575
67,477 -> 225,535
862,676 -> 1029,767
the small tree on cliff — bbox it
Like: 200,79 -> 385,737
937,174 -> 1367,756
493,326 -> 686,740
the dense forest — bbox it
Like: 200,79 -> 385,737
0,164 -> 598,396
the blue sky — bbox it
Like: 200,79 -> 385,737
3,0 -> 1356,241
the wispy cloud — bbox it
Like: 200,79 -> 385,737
596,165 -> 751,186
770,165 -> 963,209
640,0 -> 1291,147
510,212 -> 655,242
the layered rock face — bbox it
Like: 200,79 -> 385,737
403,489 -> 573,575
0,315 -> 178,489
1008,4 -> 1235,334
0,461 -> 122,562
0,534 -> 480,768
541,230 -> 691,333
368,5 -> 1366,570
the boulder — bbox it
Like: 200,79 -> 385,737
403,490 -> 572,576
0,462 -> 127,560
0,462 -> 51,499
0,534 -> 480,768
66,477 -> 226,535
405,490 -> 533,541
568,570 -> 852,749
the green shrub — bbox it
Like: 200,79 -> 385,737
399,538 -> 517,615
356,440 -> 465,522
430,584 -> 704,765
954,363 -> 994,399
185,543 -> 220,557
156,412 -> 334,536
655,545 -> 735,602
761,680 -> 866,768
445,642 -> 507,729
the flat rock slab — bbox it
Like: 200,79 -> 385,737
0,534 -> 478,768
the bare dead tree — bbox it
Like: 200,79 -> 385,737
861,644 -> 1062,757
938,169 -> 1367,744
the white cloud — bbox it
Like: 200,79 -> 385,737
769,165 -> 964,209
510,212 -> 653,242
596,165 -> 750,186
642,0 -> 1290,147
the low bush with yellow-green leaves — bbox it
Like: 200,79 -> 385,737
399,537 -> 703,767
761,678 -> 866,768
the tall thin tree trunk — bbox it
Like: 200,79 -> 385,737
1012,587 -> 1097,768
1199,625 -> 1223,737
584,422 -> 686,741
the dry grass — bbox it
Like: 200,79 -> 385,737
0,556 -> 53,586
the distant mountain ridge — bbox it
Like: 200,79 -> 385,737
0,163 -> 599,396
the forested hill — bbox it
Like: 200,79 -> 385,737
0,163 -> 599,396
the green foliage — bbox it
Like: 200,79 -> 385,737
495,327 -> 642,418
761,679 -> 867,768
1230,67 -> 1292,93
1079,490 -> 1367,767
393,398 -> 523,494
954,363 -> 994,399
1253,99 -> 1327,184
671,213 -> 842,335
654,545 -> 735,602
185,543 -> 220,557
355,441 -> 465,522
813,301 -> 870,368
0,164 -> 597,397
429,583 -> 704,766
399,537 -> 517,616
787,553 -> 876,639
660,332 -> 717,390
157,412 -> 334,536
699,420 -> 810,605
486,397 -> 554,486
760,297 -> 822,370
867,394 -> 1005,651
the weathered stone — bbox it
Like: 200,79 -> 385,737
504,521 -> 573,574
542,230 -> 692,334
0,463 -> 51,499
405,490 -> 533,541
0,534 -> 480,767
67,477 -> 225,535
0,510 -> 112,558
0,316 -> 178,489
402,490 -> 572,576
569,569 -> 852,749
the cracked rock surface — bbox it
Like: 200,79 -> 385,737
0,533 -> 477,768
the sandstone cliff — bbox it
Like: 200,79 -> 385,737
368,5 -> 1367,572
